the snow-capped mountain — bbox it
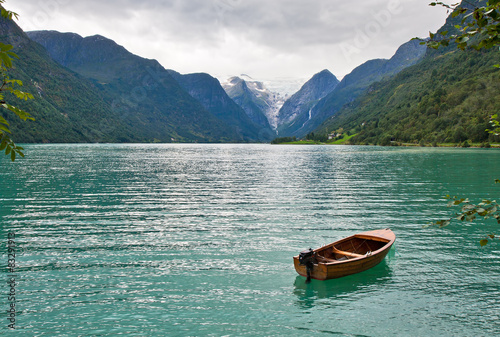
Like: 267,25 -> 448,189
221,75 -> 290,130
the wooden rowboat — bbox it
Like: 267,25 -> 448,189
293,228 -> 395,281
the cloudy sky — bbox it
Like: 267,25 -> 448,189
9,0 -> 449,87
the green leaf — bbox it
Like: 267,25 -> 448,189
0,115 -> 9,126
462,204 -> 476,212
465,12 -> 475,20
480,239 -> 488,246
6,51 -> 18,59
10,149 -> 15,161
0,123 -> 11,134
4,104 -> 35,121
0,42 -> 14,52
6,78 -> 23,86
11,89 -> 34,101
466,214 -> 476,221
0,51 -> 13,68
1,8 -> 19,20
477,208 -> 488,216
434,219 -> 451,228
428,41 -> 440,49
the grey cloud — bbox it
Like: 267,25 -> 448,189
10,0 -> 449,80
15,0 -> 427,49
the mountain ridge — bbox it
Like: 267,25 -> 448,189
276,69 -> 339,135
221,76 -> 279,131
26,30 -> 256,142
313,0 -> 500,146
167,70 -> 273,141
0,18 -> 140,143
278,39 -> 427,137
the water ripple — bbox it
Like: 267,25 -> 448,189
1,144 -> 499,336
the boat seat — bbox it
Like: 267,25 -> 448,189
332,246 -> 364,258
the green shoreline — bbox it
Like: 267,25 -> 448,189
272,140 -> 500,148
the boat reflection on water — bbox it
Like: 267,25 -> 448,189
293,247 -> 395,310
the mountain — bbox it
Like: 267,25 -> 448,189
221,75 -> 284,131
167,70 -> 272,141
0,17 -> 141,143
276,69 -> 339,136
279,39 -> 427,137
26,30 -> 247,142
314,0 -> 500,146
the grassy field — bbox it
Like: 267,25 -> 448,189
328,134 -> 357,145
272,136 -> 500,148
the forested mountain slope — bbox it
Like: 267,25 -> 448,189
27,30 -> 245,142
279,40 -> 426,138
316,48 -> 500,145
0,17 -> 135,143
315,0 -> 500,146
167,70 -> 272,141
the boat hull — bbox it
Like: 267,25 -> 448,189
293,228 -> 395,280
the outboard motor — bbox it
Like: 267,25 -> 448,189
298,248 -> 316,283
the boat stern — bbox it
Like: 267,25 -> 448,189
293,256 -> 328,281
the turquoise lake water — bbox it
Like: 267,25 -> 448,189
1,144 -> 499,336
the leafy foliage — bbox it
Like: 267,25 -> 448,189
424,1 -> 500,136
422,1 -> 500,247
428,191 -> 500,246
0,1 -> 16,20
314,0 -> 500,246
0,1 -> 34,161
425,1 -> 500,51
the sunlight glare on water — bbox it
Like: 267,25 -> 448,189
1,144 -> 499,336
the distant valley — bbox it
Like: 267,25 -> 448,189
2,0 -> 499,146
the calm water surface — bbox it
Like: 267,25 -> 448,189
1,144 -> 499,336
